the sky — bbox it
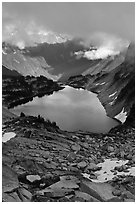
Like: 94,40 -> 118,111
2,2 -> 135,56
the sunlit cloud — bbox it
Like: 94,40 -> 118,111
75,32 -> 129,60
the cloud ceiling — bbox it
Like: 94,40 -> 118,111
2,2 -> 134,58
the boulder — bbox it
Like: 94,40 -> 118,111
68,166 -> 79,172
107,146 -> 114,152
2,192 -> 21,202
75,191 -> 100,202
2,163 -> 19,193
71,144 -> 81,152
82,142 -> 89,149
17,187 -> 32,201
112,189 -> 122,196
77,161 -> 87,169
37,175 -> 80,196
82,179 -> 117,201
87,162 -> 101,171
67,152 -> 76,162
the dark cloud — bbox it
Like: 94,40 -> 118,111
2,2 -> 135,48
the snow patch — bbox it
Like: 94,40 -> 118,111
109,91 -> 117,98
99,82 -> 106,85
95,83 -> 100,86
115,108 -> 127,123
14,59 -> 20,64
26,175 -> 41,182
83,158 -> 135,183
2,50 -> 7,55
109,101 -> 114,106
2,132 -> 16,143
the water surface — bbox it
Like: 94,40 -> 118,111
11,86 -> 119,133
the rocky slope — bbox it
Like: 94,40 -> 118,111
66,44 -> 135,126
3,39 -> 125,81
2,42 -> 59,81
2,107 -> 17,122
2,114 -> 135,202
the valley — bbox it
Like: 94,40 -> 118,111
2,37 -> 135,202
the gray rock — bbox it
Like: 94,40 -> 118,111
42,151 -> 50,159
38,175 -> 80,196
124,198 -> 135,202
75,191 -> 100,202
126,154 -> 133,160
107,146 -> 114,152
67,152 -> 76,162
68,166 -> 79,172
112,189 -> 122,196
2,163 -> 19,193
87,162 -> 99,171
2,192 -> 21,202
38,188 -> 74,198
71,144 -> 81,152
82,180 -> 117,201
82,142 -> 89,148
77,161 -> 87,169
18,187 -> 32,201
121,190 -> 135,199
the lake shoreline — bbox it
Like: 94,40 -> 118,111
10,85 -> 120,133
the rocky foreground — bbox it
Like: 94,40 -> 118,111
2,114 -> 135,202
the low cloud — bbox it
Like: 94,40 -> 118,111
2,2 -> 134,50
83,48 -> 119,60
2,20 -> 70,49
75,33 -> 129,60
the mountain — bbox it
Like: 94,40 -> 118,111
2,65 -> 21,77
3,39 -> 111,81
2,42 -> 60,81
2,38 -> 128,81
66,43 -> 135,126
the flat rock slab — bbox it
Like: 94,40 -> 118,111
75,191 -> 100,202
82,179 -> 117,201
17,187 -> 32,201
2,163 -> 19,193
38,175 -> 80,196
43,179 -> 79,191
37,188 -> 74,198
2,192 -> 21,202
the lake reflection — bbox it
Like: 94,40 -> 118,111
11,86 -> 119,133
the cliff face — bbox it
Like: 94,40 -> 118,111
2,40 -> 113,81
66,44 -> 135,126
2,42 -> 60,81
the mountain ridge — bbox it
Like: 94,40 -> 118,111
66,43 -> 135,125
